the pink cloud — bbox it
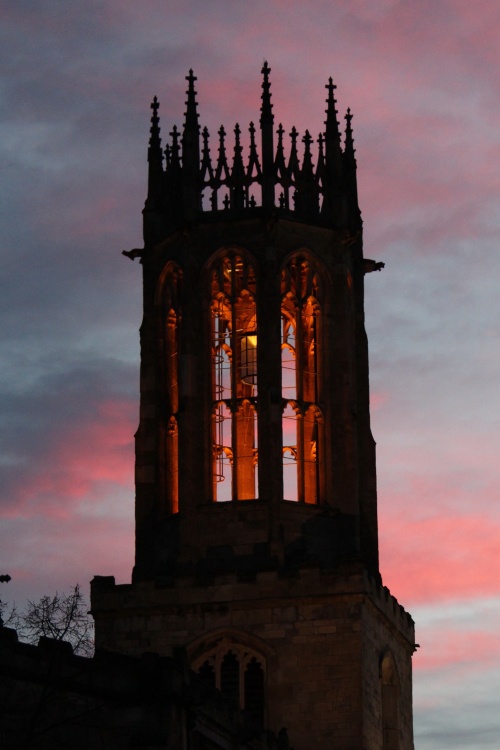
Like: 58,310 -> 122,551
370,390 -> 389,412
4,509 -> 134,605
414,626 -> 500,673
380,512 -> 500,604
1,397 -> 136,521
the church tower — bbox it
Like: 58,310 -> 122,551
91,64 -> 415,750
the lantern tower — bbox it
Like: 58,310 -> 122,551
92,64 -> 415,750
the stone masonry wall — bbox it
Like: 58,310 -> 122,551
92,568 -> 414,750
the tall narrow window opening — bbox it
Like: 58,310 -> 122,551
281,256 -> 322,503
210,253 -> 258,501
162,266 -> 181,514
381,652 -> 400,750
220,651 -> 240,705
198,660 -> 216,690
244,657 -> 265,725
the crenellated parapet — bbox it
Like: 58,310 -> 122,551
143,62 -> 361,245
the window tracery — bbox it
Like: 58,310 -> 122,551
193,639 -> 266,725
281,256 -> 322,504
210,253 -> 258,501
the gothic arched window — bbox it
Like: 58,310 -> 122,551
193,640 -> 266,725
281,255 -> 322,504
381,651 -> 400,750
244,657 -> 265,725
210,252 -> 258,502
161,264 -> 181,514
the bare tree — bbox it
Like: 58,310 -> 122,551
0,572 -> 17,627
16,584 -> 94,657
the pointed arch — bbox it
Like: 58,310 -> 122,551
187,628 -> 273,726
158,263 -> 182,515
207,249 -> 259,501
380,650 -> 401,750
280,252 -> 325,504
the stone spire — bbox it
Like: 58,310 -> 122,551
147,96 -> 163,206
322,77 -> 343,222
260,61 -> 275,209
324,77 -> 342,169
343,108 -> 361,228
182,69 -> 201,219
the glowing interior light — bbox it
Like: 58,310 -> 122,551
241,333 -> 257,385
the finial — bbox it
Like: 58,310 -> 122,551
260,60 -> 275,208
342,107 -> 360,226
288,126 -> 300,180
261,60 -> 271,89
301,130 -> 314,175
344,108 -> 355,152
325,77 -> 341,144
275,123 -> 286,176
200,126 -> 214,184
303,130 -> 313,151
231,123 -> 245,209
146,95 -> 163,206
297,130 -> 319,215
170,125 -> 181,168
215,125 -> 230,182
260,60 -> 273,123
184,69 -> 199,128
149,95 -> 161,152
275,124 -> 289,209
232,123 -> 244,173
316,132 -> 325,180
247,121 -> 261,178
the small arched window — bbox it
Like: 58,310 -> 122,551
381,651 -> 400,750
281,255 -> 322,503
209,252 -> 258,501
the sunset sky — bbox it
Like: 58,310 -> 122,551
1,2 -> 500,747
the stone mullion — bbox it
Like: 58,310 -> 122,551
256,250 -> 282,507
296,301 -> 306,502
236,402 -> 256,500
230,262 -> 238,501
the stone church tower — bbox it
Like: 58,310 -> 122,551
91,64 -> 415,750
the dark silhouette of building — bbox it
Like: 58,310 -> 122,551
92,63 -> 416,749
0,64 -> 415,750
0,626 -> 280,749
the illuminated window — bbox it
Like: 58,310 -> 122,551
162,265 -> 181,514
210,253 -> 258,501
281,256 -> 322,503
